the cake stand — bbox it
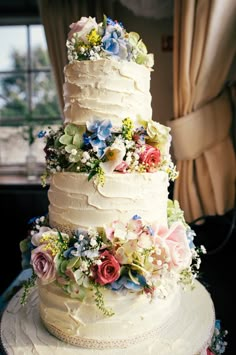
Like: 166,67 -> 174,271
0,280 -> 215,355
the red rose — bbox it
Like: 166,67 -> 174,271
94,250 -> 120,285
139,144 -> 161,172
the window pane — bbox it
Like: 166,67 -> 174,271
0,73 -> 28,120
31,72 -> 60,118
30,25 -> 50,69
0,26 -> 27,71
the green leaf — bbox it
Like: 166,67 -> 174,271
67,256 -> 80,269
73,133 -> 83,147
137,39 -> 147,54
54,136 -> 62,148
60,260 -> 69,273
65,124 -> 79,136
88,169 -> 97,181
19,238 -> 30,253
103,14 -> 107,28
59,134 -> 73,145
128,32 -> 140,46
65,144 -> 76,153
135,53 -> 146,65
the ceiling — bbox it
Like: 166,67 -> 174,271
0,0 -> 173,25
0,0 -> 40,24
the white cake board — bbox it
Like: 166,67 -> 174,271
0,280 -> 215,355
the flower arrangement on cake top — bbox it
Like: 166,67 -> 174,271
39,117 -> 178,186
66,15 -> 154,68
20,200 -> 205,316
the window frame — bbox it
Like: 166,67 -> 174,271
0,23 -> 62,127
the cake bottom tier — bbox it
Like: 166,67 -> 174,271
1,280 -> 215,355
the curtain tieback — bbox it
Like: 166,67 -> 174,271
168,92 -> 232,160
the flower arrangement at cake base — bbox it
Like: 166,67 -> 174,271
20,200 -> 204,317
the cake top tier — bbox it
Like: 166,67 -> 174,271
66,15 -> 154,69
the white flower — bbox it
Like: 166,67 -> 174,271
100,140 -> 126,174
146,120 -> 171,157
71,148 -> 77,156
31,226 -> 52,246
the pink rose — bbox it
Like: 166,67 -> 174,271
68,16 -> 98,41
139,144 -> 161,172
160,222 -> 192,270
31,245 -> 56,284
94,250 -> 120,285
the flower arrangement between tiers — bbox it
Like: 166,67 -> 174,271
20,200 -> 206,316
66,15 -> 154,68
39,118 -> 178,186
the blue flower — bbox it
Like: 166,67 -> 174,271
146,225 -> 155,236
87,119 -> 112,140
87,119 -> 112,157
106,17 -> 123,28
38,130 -> 47,138
132,215 -> 141,220
186,228 -> 196,249
28,216 -> 39,225
109,273 -> 147,291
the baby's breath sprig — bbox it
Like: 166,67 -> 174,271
21,272 -> 37,305
94,284 -> 115,317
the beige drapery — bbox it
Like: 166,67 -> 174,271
168,0 -> 236,223
38,0 -> 114,115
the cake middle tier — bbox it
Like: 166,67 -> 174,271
48,172 -> 169,231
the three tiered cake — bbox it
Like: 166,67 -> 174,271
16,16 -> 214,354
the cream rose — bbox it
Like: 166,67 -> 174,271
68,16 -> 98,42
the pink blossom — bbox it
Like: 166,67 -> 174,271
139,144 -> 161,172
68,16 -> 98,41
93,250 -> 120,285
115,160 -> 129,173
31,245 -> 56,284
159,222 -> 192,270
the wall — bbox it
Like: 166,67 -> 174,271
113,2 -> 174,125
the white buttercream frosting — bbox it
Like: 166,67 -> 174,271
1,281 -> 215,354
63,59 -> 152,126
38,281 -> 180,348
48,171 -> 169,231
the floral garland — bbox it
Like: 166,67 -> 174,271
20,200 -> 205,316
39,117 -> 178,186
207,320 -> 228,355
66,15 -> 154,68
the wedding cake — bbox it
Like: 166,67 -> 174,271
19,16 -> 207,352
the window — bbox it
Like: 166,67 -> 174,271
0,24 -> 60,124
0,24 -> 61,168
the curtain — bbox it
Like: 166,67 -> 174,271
168,0 -> 236,223
38,0 -> 115,115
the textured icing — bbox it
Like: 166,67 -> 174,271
39,281 -> 180,343
1,281 -> 215,354
63,59 -> 152,126
48,171 -> 169,231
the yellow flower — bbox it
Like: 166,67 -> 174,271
40,231 -> 69,256
87,29 -> 101,45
